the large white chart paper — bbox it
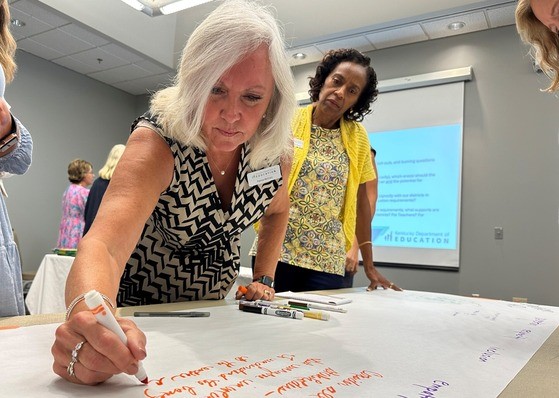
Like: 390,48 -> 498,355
3,290 -> 559,397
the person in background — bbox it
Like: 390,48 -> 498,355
516,0 -> 559,92
342,147 -> 379,288
56,159 -> 93,249
83,144 -> 125,236
0,0 -> 33,317
252,48 -> 401,293
51,0 -> 295,385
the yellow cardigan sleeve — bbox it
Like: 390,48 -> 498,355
340,117 -> 375,251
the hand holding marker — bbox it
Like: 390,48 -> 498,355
237,285 -> 331,320
238,299 -> 330,321
237,285 -> 248,296
84,290 -> 148,384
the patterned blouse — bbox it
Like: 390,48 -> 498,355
118,115 -> 282,306
56,184 -> 89,249
280,125 -> 349,276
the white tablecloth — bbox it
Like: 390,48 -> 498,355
25,254 -> 74,315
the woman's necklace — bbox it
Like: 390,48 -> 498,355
208,150 -> 237,176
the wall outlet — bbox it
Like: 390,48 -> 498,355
494,227 -> 503,240
512,297 -> 528,303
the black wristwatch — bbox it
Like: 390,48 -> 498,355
253,275 -> 274,288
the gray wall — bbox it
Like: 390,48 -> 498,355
4,50 -> 141,274
241,25 -> 559,306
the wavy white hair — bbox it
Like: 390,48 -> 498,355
150,0 -> 295,168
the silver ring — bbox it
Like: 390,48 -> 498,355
67,359 -> 76,377
388,282 -> 394,289
67,341 -> 84,378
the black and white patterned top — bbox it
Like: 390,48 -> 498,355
117,114 -> 282,306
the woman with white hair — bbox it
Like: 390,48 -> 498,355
51,0 -> 295,385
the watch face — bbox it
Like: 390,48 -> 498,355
255,276 -> 274,288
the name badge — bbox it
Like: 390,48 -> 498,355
293,138 -> 304,148
247,165 -> 281,187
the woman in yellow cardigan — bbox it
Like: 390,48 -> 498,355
252,49 -> 400,292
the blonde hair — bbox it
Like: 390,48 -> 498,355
516,0 -> 559,92
150,0 -> 295,169
0,0 -> 16,82
67,159 -> 92,184
98,144 -> 125,180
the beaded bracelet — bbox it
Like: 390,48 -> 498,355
65,292 -> 115,321
358,240 -> 373,248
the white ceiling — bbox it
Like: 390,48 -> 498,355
8,0 -> 518,96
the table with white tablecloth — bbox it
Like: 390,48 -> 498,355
25,254 -> 74,315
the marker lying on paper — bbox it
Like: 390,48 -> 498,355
84,290 -> 148,384
0,325 -> 19,330
254,300 -> 330,321
288,300 -> 347,313
292,307 -> 330,321
239,301 -> 303,320
134,311 -> 210,318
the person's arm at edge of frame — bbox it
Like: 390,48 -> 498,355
0,98 -> 32,170
53,127 -> 174,385
356,181 -> 402,292
238,156 -> 292,301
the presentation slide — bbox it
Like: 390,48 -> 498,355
369,125 -> 461,251
361,81 -> 464,268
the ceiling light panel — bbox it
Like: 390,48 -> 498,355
314,36 -> 375,55
421,11 -> 488,39
286,45 -> 323,67
486,4 -> 516,28
160,0 -> 213,15
119,0 -> 214,16
365,24 -> 428,50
